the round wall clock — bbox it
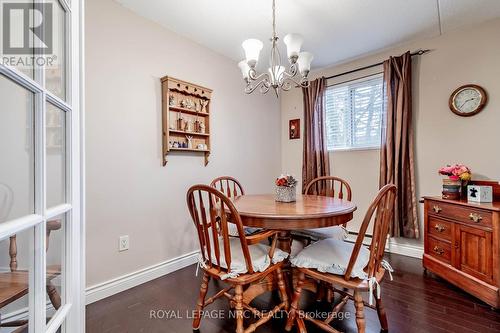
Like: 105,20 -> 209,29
449,84 -> 488,117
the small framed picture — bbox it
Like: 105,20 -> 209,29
289,119 -> 300,140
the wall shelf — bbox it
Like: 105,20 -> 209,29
161,76 -> 212,166
168,129 -> 210,137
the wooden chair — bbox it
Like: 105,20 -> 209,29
0,184 -> 62,330
285,184 -> 397,333
187,185 -> 289,333
210,176 -> 245,198
292,176 -> 352,244
210,176 -> 260,237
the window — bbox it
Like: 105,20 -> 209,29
325,74 -> 385,151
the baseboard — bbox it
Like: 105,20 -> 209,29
85,250 -> 199,305
345,232 -> 424,259
387,239 -> 424,259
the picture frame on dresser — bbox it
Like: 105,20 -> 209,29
423,180 -> 500,309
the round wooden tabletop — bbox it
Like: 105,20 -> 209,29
231,194 -> 357,230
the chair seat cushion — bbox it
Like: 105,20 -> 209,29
290,238 -> 370,279
293,225 -> 347,240
227,223 -> 261,237
206,237 -> 288,279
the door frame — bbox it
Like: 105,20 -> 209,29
0,0 -> 85,332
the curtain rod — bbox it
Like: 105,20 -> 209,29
325,49 -> 430,80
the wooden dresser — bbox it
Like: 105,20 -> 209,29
423,195 -> 500,308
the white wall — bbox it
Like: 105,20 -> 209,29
281,18 -> 500,250
85,0 -> 281,287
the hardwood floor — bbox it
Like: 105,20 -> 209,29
86,253 -> 500,333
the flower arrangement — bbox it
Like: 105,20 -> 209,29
438,164 -> 472,182
275,174 -> 298,188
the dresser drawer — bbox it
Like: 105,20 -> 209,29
427,216 -> 453,241
427,236 -> 451,264
427,200 -> 492,228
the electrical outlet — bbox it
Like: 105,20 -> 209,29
119,235 -> 129,252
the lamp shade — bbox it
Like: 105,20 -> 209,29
268,65 -> 285,85
283,33 -> 303,59
297,52 -> 313,75
238,60 -> 250,79
242,39 -> 263,67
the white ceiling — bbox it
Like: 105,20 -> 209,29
115,0 -> 500,69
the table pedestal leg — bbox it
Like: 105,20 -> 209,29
277,231 -> 292,254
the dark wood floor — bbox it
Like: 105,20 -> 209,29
86,253 -> 500,333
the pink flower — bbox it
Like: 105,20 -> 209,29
449,175 -> 460,181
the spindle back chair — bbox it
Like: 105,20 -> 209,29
187,185 -> 288,332
286,184 -> 397,333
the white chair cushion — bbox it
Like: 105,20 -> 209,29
206,236 -> 288,279
227,223 -> 261,237
290,238 -> 370,279
296,225 -> 347,240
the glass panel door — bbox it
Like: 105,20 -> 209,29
0,0 -> 82,332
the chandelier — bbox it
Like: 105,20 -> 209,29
238,0 -> 313,97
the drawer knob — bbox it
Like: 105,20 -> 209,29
434,224 -> 446,232
469,213 -> 483,223
432,205 -> 442,213
433,246 -> 445,255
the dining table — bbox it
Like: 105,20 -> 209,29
229,193 -> 357,304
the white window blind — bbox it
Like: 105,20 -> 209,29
325,74 -> 385,151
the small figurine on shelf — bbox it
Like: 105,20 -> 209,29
199,122 -> 206,134
173,141 -> 179,148
180,99 -> 187,108
195,101 -> 201,112
169,95 -> 175,106
194,119 -> 200,133
177,113 -> 184,130
186,135 -> 193,149
186,119 -> 193,132
168,141 -> 173,148
197,143 -> 204,150
200,100 -> 209,113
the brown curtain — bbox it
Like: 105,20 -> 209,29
380,52 -> 419,239
302,77 -> 330,193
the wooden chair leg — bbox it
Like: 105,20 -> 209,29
276,267 -> 289,310
374,291 -> 388,331
193,272 -> 210,331
46,281 -> 61,310
354,290 -> 366,333
234,284 -> 244,333
326,285 -> 334,303
285,271 -> 306,332
315,281 -> 325,302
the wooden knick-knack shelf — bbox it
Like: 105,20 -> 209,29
161,76 -> 212,166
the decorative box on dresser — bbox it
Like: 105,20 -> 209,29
423,185 -> 500,308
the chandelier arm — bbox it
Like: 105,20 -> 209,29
245,75 -> 271,94
281,65 -> 299,81
248,68 -> 270,82
282,75 -> 309,89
